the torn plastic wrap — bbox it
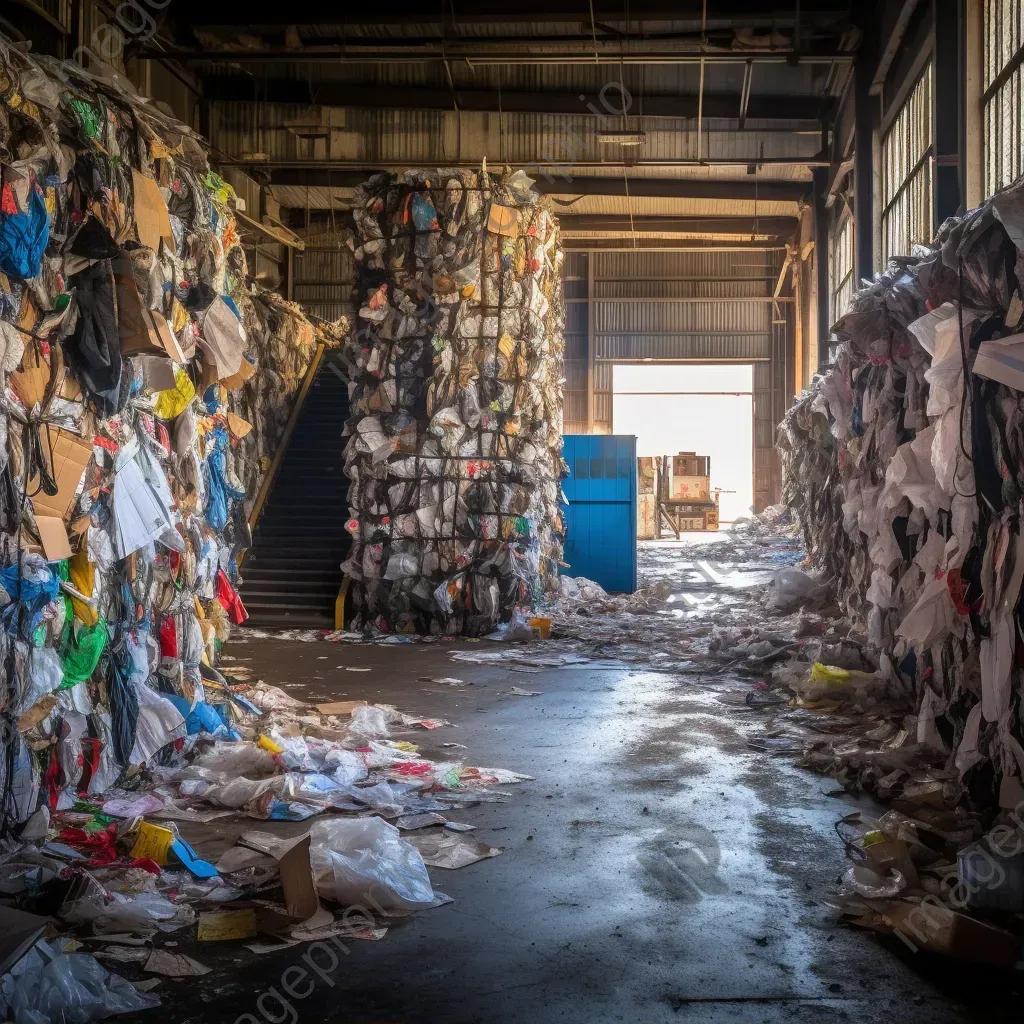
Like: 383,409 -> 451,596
342,168 -> 566,636
781,173 -> 1024,820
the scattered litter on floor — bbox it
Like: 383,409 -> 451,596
509,686 -> 542,696
0,671 -> 530,1004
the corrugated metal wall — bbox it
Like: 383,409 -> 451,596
564,248 -> 789,510
563,252 -> 589,434
207,102 -> 822,170
292,233 -> 355,324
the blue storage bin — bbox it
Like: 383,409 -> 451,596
561,435 -> 637,593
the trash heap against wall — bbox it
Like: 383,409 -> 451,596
0,38 -> 339,828
343,168 -> 565,635
780,180 -> 1024,916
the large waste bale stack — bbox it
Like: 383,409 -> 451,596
0,37 -> 340,826
780,178 -> 1024,805
342,168 -> 565,635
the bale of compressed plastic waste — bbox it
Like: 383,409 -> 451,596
341,167 -> 566,635
779,171 -> 1024,959
781,175 -> 1024,812
0,35 -> 343,831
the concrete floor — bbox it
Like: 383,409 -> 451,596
129,628 -> 1020,1024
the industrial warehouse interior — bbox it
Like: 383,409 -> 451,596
2,1 -> 1024,1022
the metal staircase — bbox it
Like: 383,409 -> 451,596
239,348 -> 351,628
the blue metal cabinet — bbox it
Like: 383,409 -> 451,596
561,435 -> 638,593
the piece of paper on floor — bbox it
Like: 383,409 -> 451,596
408,832 -> 504,869
144,949 -> 211,977
198,909 -> 258,941
395,812 -> 447,831
94,946 -> 150,963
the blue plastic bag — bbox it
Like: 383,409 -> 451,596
0,186 -> 50,281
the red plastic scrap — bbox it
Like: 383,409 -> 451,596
55,823 -> 119,865
159,615 -> 177,658
216,569 -> 248,625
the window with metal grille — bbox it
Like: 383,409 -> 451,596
829,213 -> 855,324
880,66 -> 934,266
983,0 -> 1024,197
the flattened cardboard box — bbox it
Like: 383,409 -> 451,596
31,427 -> 93,520
113,256 -> 186,364
862,900 -> 1019,965
10,342 -> 50,410
131,168 -> 175,253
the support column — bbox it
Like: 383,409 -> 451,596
853,20 -> 878,282
585,252 -> 595,433
812,167 -> 830,369
964,0 -> 984,209
934,0 -> 964,224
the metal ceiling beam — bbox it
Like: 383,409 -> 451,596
220,157 -> 828,172
561,240 -> 788,251
172,1 -> 854,25
265,168 -> 811,202
870,0 -> 922,96
556,215 -> 797,234
144,45 -> 855,65
202,78 -> 830,123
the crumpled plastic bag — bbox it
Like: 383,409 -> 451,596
785,661 -> 881,703
349,705 -> 390,740
14,645 -> 63,717
765,568 -> 828,614
61,873 -> 195,935
0,184 -> 50,281
485,609 -> 534,642
0,941 -> 159,1023
837,863 -> 907,900
309,816 -> 435,912
152,368 -> 196,420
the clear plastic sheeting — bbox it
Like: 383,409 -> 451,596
341,168 -> 566,635
309,817 -> 435,912
0,939 -> 159,1023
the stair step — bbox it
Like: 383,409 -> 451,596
243,570 -> 341,583
242,615 -> 335,629
241,578 -> 340,594
243,597 -> 338,613
239,356 -> 353,625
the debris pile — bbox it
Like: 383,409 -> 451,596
0,37 -> 351,1014
342,168 -> 566,636
0,679 -> 527,1016
779,177 -> 1024,955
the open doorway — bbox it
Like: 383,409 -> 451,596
612,364 -> 754,524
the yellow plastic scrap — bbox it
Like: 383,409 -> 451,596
789,695 -> 843,711
131,821 -> 174,866
809,663 -> 852,687
153,369 -> 196,420
68,550 -> 98,626
257,734 -> 283,755
393,741 -> 419,753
